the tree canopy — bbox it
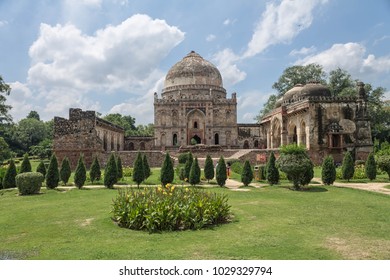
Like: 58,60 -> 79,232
102,113 -> 154,136
0,75 -> 12,125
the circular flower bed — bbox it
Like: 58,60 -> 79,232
111,184 -> 232,233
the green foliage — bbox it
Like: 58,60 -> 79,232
189,157 -> 201,186
2,159 -> 17,189
277,144 -> 313,190
132,152 -> 144,188
74,155 -> 87,189
365,153 -> 377,181
321,155 -> 336,185
20,153 -> 32,173
377,155 -> 390,180
266,152 -> 279,185
178,153 -> 190,164
59,157 -> 71,185
36,160 -> 46,178
16,172 -> 43,195
184,152 -> 193,180
89,156 -> 101,183
143,154 -> 151,180
241,160 -> 253,187
255,164 -> 266,180
102,113 -> 154,137
111,185 -> 232,233
104,153 -> 118,189
341,152 -> 355,181
0,75 -> 12,124
160,153 -> 174,186
230,161 -> 243,174
204,155 -> 214,182
122,167 -> 132,177
116,155 -> 123,181
46,154 -> 59,189
0,137 -> 11,162
216,156 -> 227,187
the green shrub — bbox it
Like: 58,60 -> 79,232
178,153 -> 190,164
2,159 -> 17,189
341,151 -> 354,181
365,153 -> 377,181
204,154 -> 214,183
116,155 -> 123,181
111,184 -> 232,233
46,154 -> 59,189
143,154 -> 151,181
89,156 -> 101,183
16,172 -> 43,195
184,152 -> 193,180
254,164 -> 266,181
189,157 -> 201,186
321,155 -> 336,185
266,151 -> 279,185
36,160 -> 47,178
353,164 -> 366,179
60,157 -> 71,185
104,153 -> 118,189
241,160 -> 253,186
230,161 -> 243,174
0,167 -> 6,188
132,152 -> 144,188
122,167 -> 132,177
20,153 -> 32,173
160,153 -> 174,187
74,154 -> 87,189
377,155 -> 390,180
216,156 -> 227,187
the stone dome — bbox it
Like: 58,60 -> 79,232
164,51 -> 223,89
300,82 -> 331,97
283,84 -> 304,101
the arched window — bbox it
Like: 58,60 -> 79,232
254,140 -> 259,148
128,142 -> 134,151
173,133 -> 178,146
194,121 -> 198,129
243,140 -> 249,149
214,133 -> 219,145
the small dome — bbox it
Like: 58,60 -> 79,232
301,82 -> 331,97
283,84 -> 304,101
164,51 -> 223,89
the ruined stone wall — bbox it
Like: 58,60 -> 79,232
99,151 -> 169,168
124,136 -> 155,151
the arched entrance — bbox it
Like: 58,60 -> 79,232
214,133 -> 219,145
191,135 -> 201,144
243,140 -> 249,149
186,109 -> 205,145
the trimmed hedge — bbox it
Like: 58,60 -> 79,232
16,172 -> 43,195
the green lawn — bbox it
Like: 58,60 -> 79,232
1,183 -> 390,260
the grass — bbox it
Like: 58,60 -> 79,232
1,183 -> 390,260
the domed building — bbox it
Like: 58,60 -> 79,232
154,51 -> 239,149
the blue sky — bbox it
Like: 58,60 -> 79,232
0,0 -> 389,124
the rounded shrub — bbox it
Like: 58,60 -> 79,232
16,172 -> 44,195
36,160 -> 47,178
321,155 -> 336,185
241,160 -> 253,186
230,161 -> 243,174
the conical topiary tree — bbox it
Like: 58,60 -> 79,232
74,154 -> 86,189
116,155 -> 123,181
365,152 -> 377,181
2,159 -> 17,189
341,151 -> 354,182
184,152 -> 193,181
160,152 -> 174,187
321,155 -> 336,185
132,152 -> 144,188
189,157 -> 201,186
241,160 -> 254,187
143,154 -> 151,181
46,154 -> 59,189
36,160 -> 47,178
60,156 -> 71,185
89,155 -> 101,183
20,153 -> 32,173
204,154 -> 214,183
216,156 -> 227,187
104,153 -> 118,189
266,151 -> 279,185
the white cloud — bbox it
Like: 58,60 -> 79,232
0,20 -> 8,27
223,18 -> 236,26
206,34 -> 216,42
212,48 -> 246,87
289,46 -> 317,56
243,0 -> 328,58
7,82 -> 35,120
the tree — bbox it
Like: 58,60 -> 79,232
89,156 -> 101,183
60,156 -> 71,185
20,153 -> 32,173
204,154 -> 214,182
276,144 -> 313,190
116,155 -> 123,181
341,152 -> 355,182
0,137 -> 11,162
321,155 -> 336,185
377,155 -> 390,180
0,75 -> 12,125
216,156 -> 227,187
255,94 -> 278,122
74,154 -> 87,189
160,152 -> 174,187
143,154 -> 151,181
241,160 -> 253,187
104,153 -> 118,189
2,159 -> 17,189
328,68 -> 355,97
184,152 -> 193,180
36,160 -> 46,178
365,152 -> 377,181
266,151 -> 279,185
13,118 -> 47,152
46,154 -> 59,189
132,152 -> 144,188
26,111 -> 40,121
189,157 -> 201,186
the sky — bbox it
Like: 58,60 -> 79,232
0,0 -> 389,125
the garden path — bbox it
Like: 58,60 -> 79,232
311,178 -> 390,195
